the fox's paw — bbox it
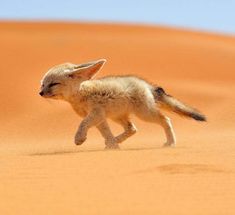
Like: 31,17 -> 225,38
163,142 -> 176,148
104,143 -> 120,150
74,136 -> 87,145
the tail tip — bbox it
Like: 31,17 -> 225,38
191,113 -> 207,122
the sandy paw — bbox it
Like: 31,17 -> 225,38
163,142 -> 176,148
104,143 -> 120,150
75,136 -> 87,145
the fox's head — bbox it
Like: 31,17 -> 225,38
39,59 -> 106,100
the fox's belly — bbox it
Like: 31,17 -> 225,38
102,99 -> 133,118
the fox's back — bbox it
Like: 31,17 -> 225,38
79,75 -> 155,118
80,75 -> 153,97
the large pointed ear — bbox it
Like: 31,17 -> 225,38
68,59 -> 106,79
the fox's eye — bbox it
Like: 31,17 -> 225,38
48,83 -> 60,88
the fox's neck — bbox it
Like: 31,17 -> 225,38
64,88 -> 88,117
64,89 -> 82,104
69,97 -> 88,117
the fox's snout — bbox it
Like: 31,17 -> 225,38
39,89 -> 48,97
39,89 -> 54,98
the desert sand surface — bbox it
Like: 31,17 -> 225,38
0,21 -> 235,215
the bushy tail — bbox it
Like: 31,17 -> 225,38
154,87 -> 206,121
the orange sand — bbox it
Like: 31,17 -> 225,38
0,21 -> 235,215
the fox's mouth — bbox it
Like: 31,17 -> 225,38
45,94 -> 63,100
39,92 -> 56,98
39,90 -> 63,99
44,94 -> 56,98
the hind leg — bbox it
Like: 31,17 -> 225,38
113,118 -> 137,144
159,114 -> 176,147
136,109 -> 176,147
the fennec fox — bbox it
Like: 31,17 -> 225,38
40,59 -> 206,149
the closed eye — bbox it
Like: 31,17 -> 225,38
48,83 -> 60,88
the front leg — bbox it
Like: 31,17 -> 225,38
96,121 -> 119,149
75,108 -> 104,145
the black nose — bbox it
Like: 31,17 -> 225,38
39,91 -> 44,96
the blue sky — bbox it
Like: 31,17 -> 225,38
1,0 -> 235,34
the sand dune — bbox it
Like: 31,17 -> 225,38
0,21 -> 235,215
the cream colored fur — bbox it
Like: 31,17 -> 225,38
40,59 -> 205,149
